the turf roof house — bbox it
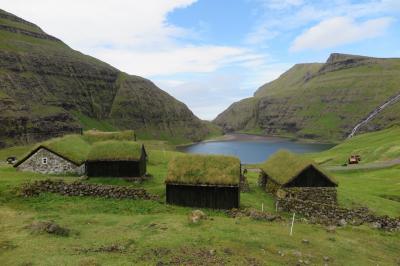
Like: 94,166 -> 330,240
86,141 -> 147,177
165,154 -> 241,209
14,136 -> 89,175
259,151 -> 338,204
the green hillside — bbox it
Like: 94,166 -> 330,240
311,126 -> 400,166
215,53 -> 400,142
0,9 -> 209,148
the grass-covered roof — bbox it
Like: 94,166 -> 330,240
165,154 -> 241,186
87,141 -> 143,161
260,150 -> 337,185
15,134 -> 91,166
83,130 -> 136,143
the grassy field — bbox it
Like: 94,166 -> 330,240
0,144 -> 399,265
310,126 -> 400,166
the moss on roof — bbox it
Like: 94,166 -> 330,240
40,135 -> 90,165
166,154 -> 241,186
260,150 -> 337,185
83,130 -> 136,143
87,141 -> 143,161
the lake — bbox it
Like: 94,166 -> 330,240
179,134 -> 334,164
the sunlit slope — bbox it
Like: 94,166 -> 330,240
311,126 -> 400,166
0,9 -> 209,147
215,54 -> 400,141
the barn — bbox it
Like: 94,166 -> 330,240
14,135 -> 89,175
165,154 -> 241,209
86,140 -> 147,177
259,150 -> 338,204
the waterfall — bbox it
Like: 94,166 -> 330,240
348,93 -> 400,138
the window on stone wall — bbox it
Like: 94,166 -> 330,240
42,157 -> 48,164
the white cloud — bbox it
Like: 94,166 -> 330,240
246,0 -> 400,45
155,62 -> 292,120
261,0 -> 304,10
0,0 -> 196,50
93,45 -> 261,76
155,74 -> 246,120
290,16 -> 393,52
0,0 -> 262,78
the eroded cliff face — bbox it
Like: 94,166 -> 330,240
0,9 -> 208,146
215,53 -> 400,142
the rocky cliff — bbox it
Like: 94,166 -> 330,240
215,53 -> 400,142
0,9 -> 208,147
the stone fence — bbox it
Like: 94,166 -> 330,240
281,187 -> 337,204
20,179 -> 158,200
278,198 -> 400,231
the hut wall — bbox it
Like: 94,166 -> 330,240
86,159 -> 146,177
284,166 -> 336,187
16,148 -> 81,175
282,187 -> 337,204
166,183 -> 240,209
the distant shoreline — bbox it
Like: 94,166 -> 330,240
202,133 -> 335,144
176,133 -> 335,151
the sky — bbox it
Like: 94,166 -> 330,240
1,0 -> 400,120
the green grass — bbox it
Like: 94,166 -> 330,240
72,112 -> 117,132
87,141 -> 142,161
0,130 -> 399,265
311,126 -> 400,166
83,130 -> 136,143
0,150 -> 399,265
332,167 -> 400,216
166,154 -> 241,185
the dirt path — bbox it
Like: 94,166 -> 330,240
326,158 -> 400,171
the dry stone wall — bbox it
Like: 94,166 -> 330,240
278,198 -> 400,231
20,179 -> 158,200
282,187 -> 337,204
16,148 -> 84,175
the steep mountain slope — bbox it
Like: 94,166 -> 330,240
0,9 -> 208,147
215,53 -> 400,142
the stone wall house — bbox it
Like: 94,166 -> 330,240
259,150 -> 338,205
14,146 -> 85,175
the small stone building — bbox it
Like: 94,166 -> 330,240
14,135 -> 89,175
85,141 -> 147,177
259,150 -> 338,204
165,154 -> 241,209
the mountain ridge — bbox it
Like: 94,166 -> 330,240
215,53 -> 400,142
0,9 -> 209,147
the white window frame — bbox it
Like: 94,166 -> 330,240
42,157 -> 48,165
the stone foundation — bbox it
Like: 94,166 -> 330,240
282,187 -> 337,204
20,179 -> 158,200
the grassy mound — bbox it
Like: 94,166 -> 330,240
260,150 -> 336,185
87,141 -> 142,161
83,130 -> 136,143
166,154 -> 240,185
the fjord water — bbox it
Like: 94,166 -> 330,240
179,134 -> 334,164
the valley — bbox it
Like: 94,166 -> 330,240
0,5 -> 399,266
